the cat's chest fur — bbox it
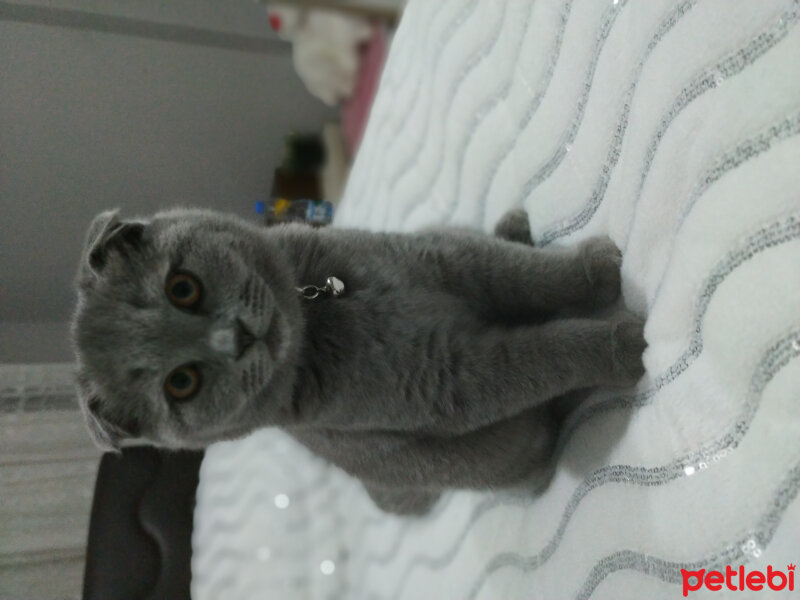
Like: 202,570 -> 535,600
287,240 -> 474,431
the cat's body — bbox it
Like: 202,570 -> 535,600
72,208 -> 646,514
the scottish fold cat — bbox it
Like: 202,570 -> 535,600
72,207 -> 646,514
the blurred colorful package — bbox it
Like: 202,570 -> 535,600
264,198 -> 334,226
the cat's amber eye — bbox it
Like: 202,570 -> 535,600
164,364 -> 201,401
166,271 -> 202,309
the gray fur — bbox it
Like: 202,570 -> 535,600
72,208 -> 646,514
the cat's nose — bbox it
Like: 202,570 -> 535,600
235,319 -> 256,359
209,320 -> 254,359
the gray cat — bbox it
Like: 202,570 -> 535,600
72,207 -> 646,514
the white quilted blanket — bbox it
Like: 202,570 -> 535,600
193,0 -> 800,598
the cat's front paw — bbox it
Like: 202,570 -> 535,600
494,208 -> 534,246
610,313 -> 647,385
365,485 -> 440,516
579,236 -> 622,308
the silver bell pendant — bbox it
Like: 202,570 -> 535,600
325,276 -> 345,296
297,276 -> 345,300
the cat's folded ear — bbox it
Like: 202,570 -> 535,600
76,375 -> 125,452
80,209 -> 147,278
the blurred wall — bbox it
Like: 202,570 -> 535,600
0,0 -> 336,362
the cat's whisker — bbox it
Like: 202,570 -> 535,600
241,369 -> 250,395
257,357 -> 266,387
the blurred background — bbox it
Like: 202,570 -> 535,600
0,0 -> 401,597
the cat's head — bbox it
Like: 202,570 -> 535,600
72,208 -> 303,450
